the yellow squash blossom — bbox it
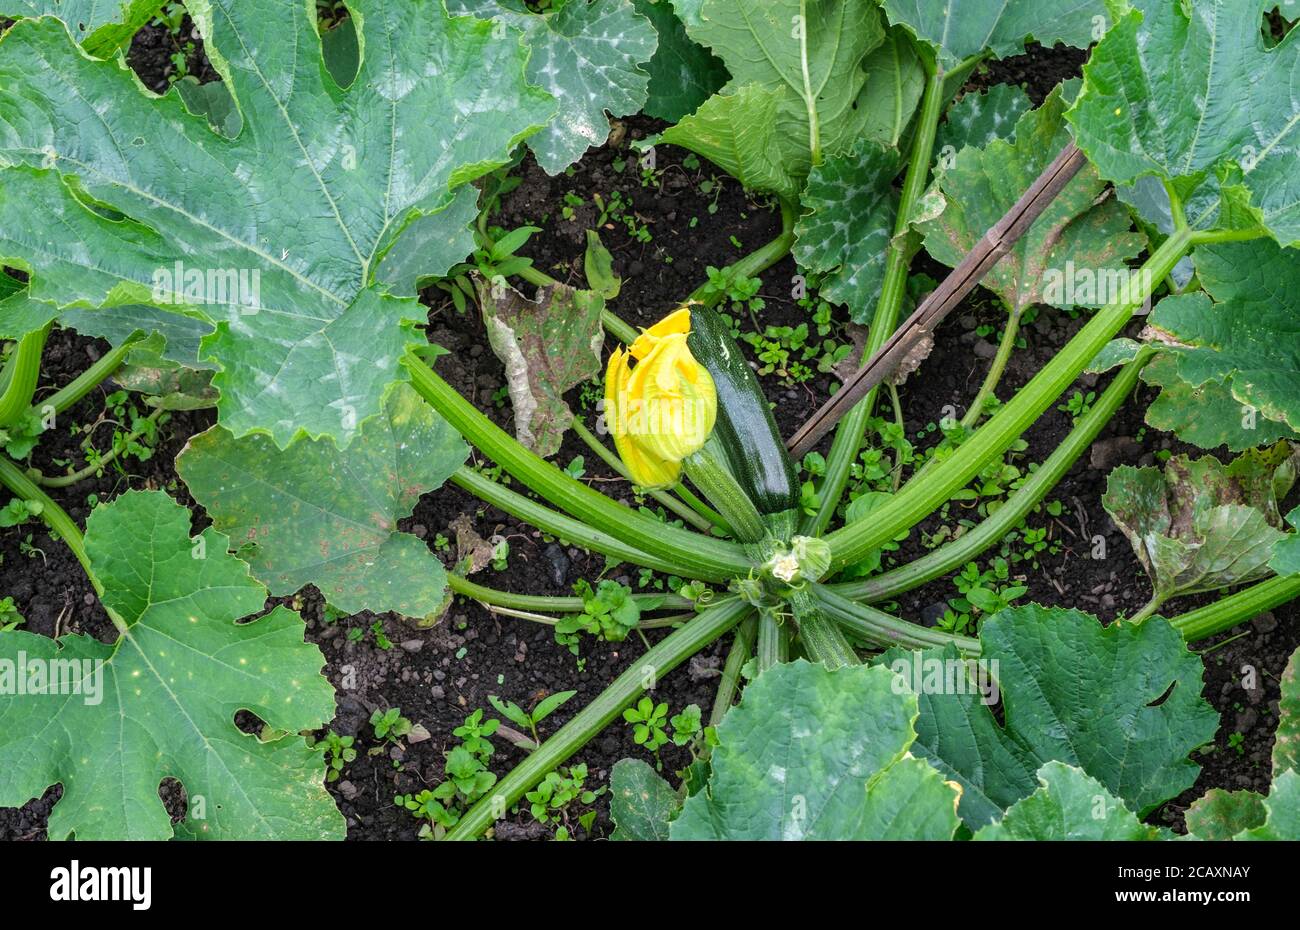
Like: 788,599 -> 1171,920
605,308 -> 717,489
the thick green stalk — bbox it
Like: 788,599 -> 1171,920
450,466 -> 699,578
0,454 -> 89,575
789,587 -> 859,668
0,325 -> 50,426
824,230 -> 1193,572
755,612 -> 787,671
832,348 -> 1152,602
445,572 -> 694,614
709,615 -> 756,726
570,417 -> 714,534
38,336 -> 141,415
1169,575 -> 1300,643
812,583 -> 980,656
445,597 -> 753,840
804,65 -> 946,536
406,355 -> 751,582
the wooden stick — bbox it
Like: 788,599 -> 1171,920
787,141 -> 1089,458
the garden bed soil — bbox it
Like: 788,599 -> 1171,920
0,26 -> 1294,841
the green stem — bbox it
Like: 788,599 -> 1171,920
0,454 -> 89,576
709,615 -> 756,726
444,597 -> 753,840
755,611 -> 787,671
0,325 -> 50,426
666,481 -> 732,536
812,583 -> 980,656
32,407 -> 165,488
961,304 -> 1023,430
823,229 -> 1193,572
37,336 -> 141,415
1188,227 -> 1269,245
789,587 -> 859,668
688,200 -> 798,305
570,417 -> 715,534
803,63 -> 946,536
1128,593 -> 1167,625
445,572 -> 694,614
450,466 -> 700,578
682,446 -> 767,544
406,355 -> 751,582
832,348 -> 1154,602
797,0 -> 821,167
1170,575 -> 1300,643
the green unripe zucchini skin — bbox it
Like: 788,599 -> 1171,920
687,306 -> 799,522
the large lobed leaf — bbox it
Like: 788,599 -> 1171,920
879,606 -> 1219,829
177,384 -> 467,620
973,762 -> 1171,840
0,2 -> 554,447
918,83 -> 1145,314
1068,0 -> 1300,246
448,0 -> 658,174
0,491 -> 341,840
670,660 -> 961,840
1102,446 -> 1293,603
1141,239 -> 1300,450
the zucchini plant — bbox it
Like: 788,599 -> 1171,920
0,0 -> 1296,841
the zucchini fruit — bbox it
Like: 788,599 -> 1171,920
686,305 -> 799,534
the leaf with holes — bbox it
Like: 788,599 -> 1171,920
0,3 -> 554,447
0,490 -> 341,840
2,0 -> 161,55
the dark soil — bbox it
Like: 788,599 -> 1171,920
1,23 -> 1295,842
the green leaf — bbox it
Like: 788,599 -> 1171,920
583,229 -> 621,299
1141,239 -> 1300,447
670,660 -> 961,840
1185,789 -> 1267,840
936,84 -> 1031,158
632,0 -> 728,122
919,84 -> 1145,314
176,384 -> 467,619
1239,769 -> 1300,840
476,279 -> 605,458
0,3 -> 554,447
1067,0 -> 1300,245
1273,645 -> 1300,775
1102,448 -> 1292,602
449,0 -> 657,174
879,608 -> 1219,829
173,76 -> 243,139
1141,354 -> 1299,452
857,28 -> 926,149
374,186 -> 481,299
0,491 -> 341,839
677,0 -> 889,180
0,287 -> 60,340
1271,506 -> 1300,577
659,84 -> 799,199
793,140 -> 901,319
881,0 -> 1104,62
610,758 -> 679,840
973,762 -> 1169,840
60,305 -> 217,370
1,0 -> 161,55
